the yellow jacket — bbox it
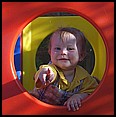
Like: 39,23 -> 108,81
35,64 -> 98,94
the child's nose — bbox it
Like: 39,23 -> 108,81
61,48 -> 67,55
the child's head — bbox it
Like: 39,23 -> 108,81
48,27 -> 87,70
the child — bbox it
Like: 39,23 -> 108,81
29,27 -> 98,111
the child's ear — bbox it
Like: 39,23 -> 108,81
79,53 -> 86,61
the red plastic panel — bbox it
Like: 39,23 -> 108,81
2,2 -> 114,115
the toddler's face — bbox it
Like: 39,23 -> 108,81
49,32 -> 80,70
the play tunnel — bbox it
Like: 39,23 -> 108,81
2,2 -> 114,115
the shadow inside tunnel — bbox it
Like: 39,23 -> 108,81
2,79 -> 26,100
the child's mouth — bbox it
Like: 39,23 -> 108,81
58,58 -> 69,61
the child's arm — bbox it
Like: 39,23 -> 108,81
63,75 -> 98,111
64,93 -> 88,111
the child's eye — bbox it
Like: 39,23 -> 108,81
67,48 -> 75,50
55,47 -> 61,50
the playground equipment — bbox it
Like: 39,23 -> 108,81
2,2 -> 114,115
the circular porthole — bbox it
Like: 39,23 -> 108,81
14,11 -> 106,108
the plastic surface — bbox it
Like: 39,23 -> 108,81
2,2 -> 114,115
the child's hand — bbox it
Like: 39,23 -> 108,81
35,67 -> 55,88
64,93 -> 88,111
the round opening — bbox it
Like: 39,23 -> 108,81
14,10 -> 107,107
